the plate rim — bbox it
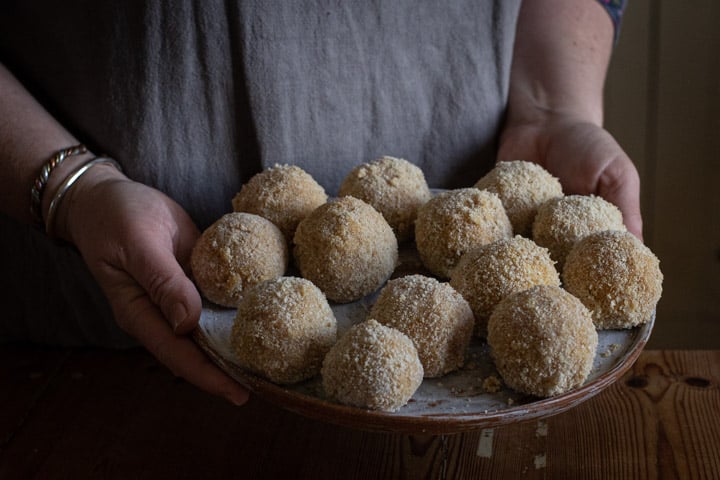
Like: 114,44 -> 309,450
194,312 -> 654,435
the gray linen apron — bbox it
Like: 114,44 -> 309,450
0,1 -> 520,346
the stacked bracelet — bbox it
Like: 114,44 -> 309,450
45,156 -> 122,237
30,144 -> 87,223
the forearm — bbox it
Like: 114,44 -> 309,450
0,62 -> 95,225
499,1 -> 642,238
507,0 -> 615,127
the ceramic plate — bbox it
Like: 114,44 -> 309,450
194,246 -> 654,434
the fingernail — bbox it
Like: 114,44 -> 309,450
228,391 -> 250,407
171,303 -> 187,332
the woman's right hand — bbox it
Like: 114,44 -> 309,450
57,162 -> 249,406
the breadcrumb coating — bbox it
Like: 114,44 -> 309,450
370,275 -> 474,377
532,195 -> 626,271
321,319 -> 423,412
232,164 -> 328,242
474,160 -> 563,236
488,285 -> 598,397
415,188 -> 512,278
190,213 -> 288,307
339,156 -> 432,242
231,277 -> 337,384
293,196 -> 398,303
563,230 -> 663,329
450,236 -> 560,338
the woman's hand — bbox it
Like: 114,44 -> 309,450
57,164 -> 249,406
0,62 -> 247,405
498,115 -> 643,239
502,0 -> 642,239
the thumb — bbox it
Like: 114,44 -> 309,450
598,157 -> 644,241
130,243 -> 203,335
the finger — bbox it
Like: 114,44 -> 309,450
616,195 -> 643,242
156,330 -> 251,406
122,295 -> 250,406
598,158 -> 644,241
130,241 -> 203,334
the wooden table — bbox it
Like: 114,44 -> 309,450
1,346 -> 718,479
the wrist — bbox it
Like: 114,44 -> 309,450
505,87 -> 603,131
50,157 -> 127,243
39,149 -> 96,221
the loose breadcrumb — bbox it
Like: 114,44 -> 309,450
482,375 -> 503,393
600,344 -> 621,358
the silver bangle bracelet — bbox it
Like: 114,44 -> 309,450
30,144 -> 87,223
45,156 -> 123,237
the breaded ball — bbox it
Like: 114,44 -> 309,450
532,195 -> 626,270
474,160 -> 563,236
230,277 -> 337,384
563,230 -> 663,329
338,156 -> 432,242
232,164 -> 328,242
488,285 -> 598,397
369,275 -> 474,377
415,188 -> 512,279
450,236 -> 560,337
190,213 -> 288,307
293,196 -> 398,303
321,319 -> 423,412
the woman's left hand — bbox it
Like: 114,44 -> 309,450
498,114 -> 643,240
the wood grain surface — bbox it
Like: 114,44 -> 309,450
1,346 -> 718,479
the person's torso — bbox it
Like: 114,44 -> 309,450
0,0 -> 520,228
